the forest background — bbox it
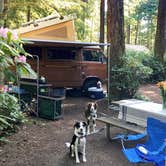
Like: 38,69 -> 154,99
0,0 -> 159,51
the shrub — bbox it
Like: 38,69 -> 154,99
110,49 -> 152,100
143,56 -> 166,83
0,93 -> 27,133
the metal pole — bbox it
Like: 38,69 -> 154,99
107,45 -> 111,106
33,55 -> 39,117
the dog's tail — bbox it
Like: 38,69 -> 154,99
65,142 -> 71,148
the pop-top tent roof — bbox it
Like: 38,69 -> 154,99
18,14 -> 76,41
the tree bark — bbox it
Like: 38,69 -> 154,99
126,24 -> 130,44
100,0 -> 105,50
107,0 -> 125,67
107,0 -> 125,101
154,0 -> 166,62
135,20 -> 140,45
0,0 -> 8,26
27,5 -> 31,22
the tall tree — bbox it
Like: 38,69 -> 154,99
100,0 -> 105,48
107,0 -> 125,66
107,0 -> 125,101
0,0 -> 8,26
133,0 -> 158,48
154,0 -> 166,62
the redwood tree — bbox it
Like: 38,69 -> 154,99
107,0 -> 125,67
154,0 -> 166,62
107,0 -> 125,101
100,0 -> 105,49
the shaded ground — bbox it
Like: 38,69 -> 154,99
138,84 -> 162,103
0,84 -> 161,166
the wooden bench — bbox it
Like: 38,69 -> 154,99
97,116 -> 146,140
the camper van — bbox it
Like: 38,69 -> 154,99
24,39 -> 107,92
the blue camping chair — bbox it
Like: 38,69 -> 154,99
113,117 -> 166,166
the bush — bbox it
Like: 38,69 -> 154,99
110,50 -> 152,100
0,93 -> 27,133
143,56 -> 166,83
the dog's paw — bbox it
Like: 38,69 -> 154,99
71,154 -> 74,158
65,142 -> 70,148
83,158 -> 87,162
76,160 -> 80,164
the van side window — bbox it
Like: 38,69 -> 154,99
47,48 -> 76,60
24,46 -> 42,59
83,50 -> 100,62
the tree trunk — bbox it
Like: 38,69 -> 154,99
27,5 -> 31,22
126,24 -> 130,44
107,0 -> 125,101
154,0 -> 166,62
135,20 -> 140,45
0,0 -> 8,27
107,0 -> 125,67
147,19 -> 150,49
100,0 -> 105,50
0,71 -> 4,86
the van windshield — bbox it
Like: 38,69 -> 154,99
47,47 -> 76,60
83,50 -> 103,62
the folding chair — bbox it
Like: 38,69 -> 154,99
113,117 -> 166,166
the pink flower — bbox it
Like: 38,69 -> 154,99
12,30 -> 19,40
0,27 -> 8,38
15,55 -> 26,63
0,85 -> 8,93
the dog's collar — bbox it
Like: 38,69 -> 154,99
90,112 -> 96,116
74,134 -> 86,139
90,110 -> 97,115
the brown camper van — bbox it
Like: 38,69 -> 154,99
24,39 -> 107,92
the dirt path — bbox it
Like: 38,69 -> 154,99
138,84 -> 161,103
0,84 -> 160,166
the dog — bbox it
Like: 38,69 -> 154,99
66,121 -> 87,163
85,102 -> 98,134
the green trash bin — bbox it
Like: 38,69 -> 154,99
38,95 -> 65,120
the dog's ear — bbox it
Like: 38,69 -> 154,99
94,103 -> 98,110
74,121 -> 80,128
87,102 -> 92,110
83,122 -> 87,127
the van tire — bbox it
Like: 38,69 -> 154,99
82,78 -> 100,95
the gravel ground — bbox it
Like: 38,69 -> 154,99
0,84 -> 161,166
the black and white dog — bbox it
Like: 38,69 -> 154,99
66,121 -> 87,163
85,102 -> 98,134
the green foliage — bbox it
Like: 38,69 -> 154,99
0,115 -> 13,130
143,56 -> 166,83
56,0 -> 98,41
0,93 -> 27,142
124,0 -> 158,49
0,93 -> 27,124
1,0 -> 55,28
110,50 -> 152,100
134,0 -> 158,20
0,27 -> 36,85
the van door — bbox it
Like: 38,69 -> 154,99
42,47 -> 82,87
81,49 -> 106,85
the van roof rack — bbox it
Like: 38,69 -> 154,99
23,38 -> 110,47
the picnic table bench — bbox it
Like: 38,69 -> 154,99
97,116 -> 145,140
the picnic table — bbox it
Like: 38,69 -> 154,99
97,99 -> 166,140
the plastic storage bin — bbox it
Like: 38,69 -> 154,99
38,95 -> 64,120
